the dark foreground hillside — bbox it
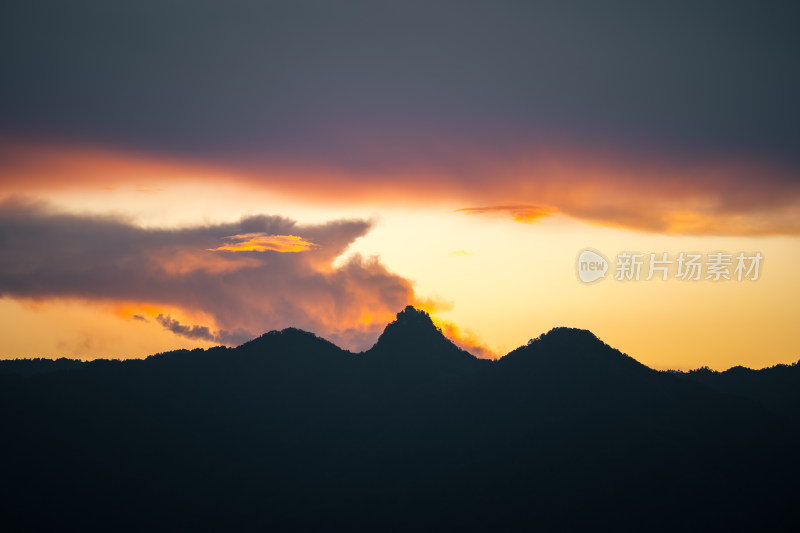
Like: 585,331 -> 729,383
1,307 -> 798,531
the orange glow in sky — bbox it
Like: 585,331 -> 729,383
1,141 -> 799,370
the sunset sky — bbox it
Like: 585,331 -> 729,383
1,1 -> 799,370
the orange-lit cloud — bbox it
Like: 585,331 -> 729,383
432,318 -> 496,360
2,139 -> 800,235
457,204 -> 555,224
209,233 -> 318,253
0,141 -> 223,192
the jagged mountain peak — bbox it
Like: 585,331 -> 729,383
373,306 -> 447,348
384,305 -> 439,332
367,306 -> 479,367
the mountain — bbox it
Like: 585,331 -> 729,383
0,356 -> 86,376
363,306 -> 487,387
498,326 -> 649,374
1,307 -> 799,531
680,362 -> 800,426
368,305 -> 476,362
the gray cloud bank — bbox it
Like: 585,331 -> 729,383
0,198 -> 415,350
1,1 -> 798,170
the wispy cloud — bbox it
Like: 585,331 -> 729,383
209,233 -> 318,253
156,314 -> 252,346
457,205 -> 555,224
448,250 -> 474,258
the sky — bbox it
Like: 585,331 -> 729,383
1,1 -> 799,370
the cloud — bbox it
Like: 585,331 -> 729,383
448,250 -> 473,258
433,319 -> 496,360
3,140 -> 800,236
155,315 -> 251,346
0,198 -> 417,350
2,1 -> 798,169
208,233 -> 318,253
457,205 -> 555,224
1,3 -> 799,237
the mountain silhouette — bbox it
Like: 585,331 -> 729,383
370,305 -> 468,357
1,307 -> 798,531
364,306 -> 487,384
500,327 -> 648,372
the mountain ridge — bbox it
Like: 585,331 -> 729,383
2,306 -> 797,374
1,306 -> 799,531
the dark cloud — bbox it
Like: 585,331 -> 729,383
1,2 -> 798,236
1,0 -> 798,171
156,314 -> 251,346
0,198 -> 416,350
